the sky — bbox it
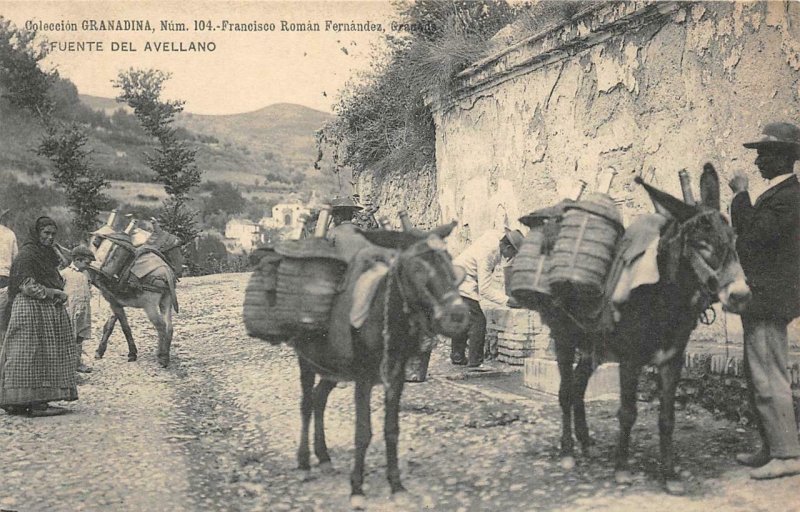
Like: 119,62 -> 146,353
0,1 -> 400,114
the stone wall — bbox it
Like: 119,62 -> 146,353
429,0 -> 800,345
432,1 -> 800,254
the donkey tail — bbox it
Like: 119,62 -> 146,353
168,272 -> 179,313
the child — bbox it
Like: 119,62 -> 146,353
61,245 -> 95,374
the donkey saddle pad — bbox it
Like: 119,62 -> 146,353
324,245 -> 395,361
610,213 -> 668,305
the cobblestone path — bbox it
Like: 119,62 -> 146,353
0,273 -> 797,511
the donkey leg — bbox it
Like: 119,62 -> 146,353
573,351 -> 598,456
95,314 -> 117,359
143,298 -> 169,367
313,378 -> 337,470
658,356 -> 685,494
384,364 -> 407,495
350,379 -> 373,510
297,358 -> 315,473
614,360 -> 640,484
112,305 -> 138,362
555,342 -> 577,470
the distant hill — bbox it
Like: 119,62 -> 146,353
76,95 -> 340,194
177,103 -> 332,168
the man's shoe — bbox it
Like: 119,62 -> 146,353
77,364 -> 93,373
736,450 -> 770,467
450,356 -> 467,366
750,457 -> 800,480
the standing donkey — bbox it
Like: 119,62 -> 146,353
288,222 -> 468,509
90,247 -> 182,368
535,165 -> 751,494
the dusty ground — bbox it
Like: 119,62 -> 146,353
0,272 -> 798,511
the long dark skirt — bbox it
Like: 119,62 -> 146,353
0,295 -> 78,406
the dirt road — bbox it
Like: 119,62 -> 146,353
0,273 -> 797,511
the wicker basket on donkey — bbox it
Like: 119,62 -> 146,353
548,193 -> 623,313
509,201 -> 572,309
243,246 -> 285,344
91,232 -> 136,283
273,238 -> 349,333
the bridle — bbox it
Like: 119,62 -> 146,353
379,237 -> 460,386
669,210 -> 737,307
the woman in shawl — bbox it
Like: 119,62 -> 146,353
0,216 -> 77,417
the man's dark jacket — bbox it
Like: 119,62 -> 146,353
731,174 -> 800,319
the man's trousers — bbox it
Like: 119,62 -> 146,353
742,316 -> 800,458
450,297 -> 486,366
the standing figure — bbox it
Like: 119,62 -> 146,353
450,228 -> 522,367
61,245 -> 95,374
0,216 -> 78,417
730,121 -> 800,479
0,208 -> 18,333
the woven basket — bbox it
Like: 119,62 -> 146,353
91,234 -> 135,282
243,248 -> 285,343
509,228 -> 551,308
272,238 -> 347,333
549,193 -> 623,308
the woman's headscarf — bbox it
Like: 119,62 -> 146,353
8,216 -> 64,301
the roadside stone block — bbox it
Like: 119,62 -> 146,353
523,358 -> 620,400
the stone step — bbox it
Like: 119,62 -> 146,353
523,358 -> 620,400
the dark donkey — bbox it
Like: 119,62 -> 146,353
291,222 -> 468,509
539,165 -> 751,494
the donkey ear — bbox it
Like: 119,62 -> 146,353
699,163 -> 721,211
357,229 -> 420,250
428,220 -> 457,239
635,177 -> 697,222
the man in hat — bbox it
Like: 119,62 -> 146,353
729,121 -> 800,479
61,245 -> 96,374
328,196 -> 368,262
0,208 -> 18,333
450,228 -> 523,368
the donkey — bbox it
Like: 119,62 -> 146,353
289,222 -> 468,509
90,248 -> 182,368
536,165 -> 751,494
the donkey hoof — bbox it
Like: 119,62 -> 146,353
158,357 -> 169,368
94,352 -> 104,360
390,489 -> 415,508
614,470 -> 633,485
128,354 -> 138,362
664,479 -> 685,495
298,469 -> 315,482
350,494 -> 367,510
318,461 -> 335,474
560,456 -> 576,471
581,444 -> 600,458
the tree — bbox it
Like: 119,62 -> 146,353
38,122 -> 110,237
114,68 -> 203,245
0,16 -> 54,115
1,16 -> 109,240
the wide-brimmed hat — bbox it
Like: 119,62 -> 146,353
329,196 -> 363,211
502,228 -> 524,251
71,245 -> 96,262
743,122 -> 800,157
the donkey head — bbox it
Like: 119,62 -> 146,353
636,164 -> 751,313
358,221 -> 469,338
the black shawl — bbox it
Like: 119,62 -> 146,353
8,216 -> 64,302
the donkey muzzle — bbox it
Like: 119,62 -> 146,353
433,293 -> 469,337
720,278 -> 751,314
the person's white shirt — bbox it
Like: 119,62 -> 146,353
452,229 -> 507,306
0,224 -> 18,278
